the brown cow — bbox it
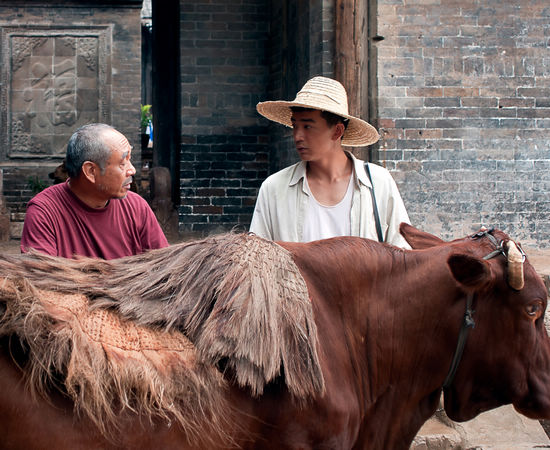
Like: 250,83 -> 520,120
0,224 -> 549,449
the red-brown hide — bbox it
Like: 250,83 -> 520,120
1,224 -> 549,449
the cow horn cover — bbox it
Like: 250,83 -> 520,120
506,240 -> 524,290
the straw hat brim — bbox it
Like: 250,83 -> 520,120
256,100 -> 380,147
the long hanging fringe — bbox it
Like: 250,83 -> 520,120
86,233 -> 325,398
0,232 -> 324,401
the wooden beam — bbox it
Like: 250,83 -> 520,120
335,0 -> 370,160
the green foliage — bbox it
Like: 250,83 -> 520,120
141,104 -> 152,130
27,176 -> 49,195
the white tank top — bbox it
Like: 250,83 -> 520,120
302,175 -> 353,242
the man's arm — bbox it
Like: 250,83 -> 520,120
138,203 -> 170,250
20,203 -> 58,255
249,184 -> 274,240
382,175 -> 411,249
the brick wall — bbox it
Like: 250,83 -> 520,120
177,0 -> 339,237
178,0 -> 269,235
376,0 -> 550,246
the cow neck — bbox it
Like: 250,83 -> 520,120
442,229 -> 507,390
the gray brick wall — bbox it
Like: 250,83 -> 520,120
376,0 -> 550,246
179,0 -> 269,236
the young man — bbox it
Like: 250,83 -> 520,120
250,76 -> 410,248
21,123 -> 169,259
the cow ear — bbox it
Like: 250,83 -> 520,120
447,254 -> 491,288
399,223 -> 446,249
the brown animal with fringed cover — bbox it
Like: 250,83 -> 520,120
1,224 -> 550,449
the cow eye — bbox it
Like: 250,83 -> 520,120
525,301 -> 544,320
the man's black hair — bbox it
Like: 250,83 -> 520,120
290,106 -> 349,130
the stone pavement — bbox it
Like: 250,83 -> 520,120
412,405 -> 550,450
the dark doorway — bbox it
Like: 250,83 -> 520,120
151,0 -> 181,206
141,20 -> 152,106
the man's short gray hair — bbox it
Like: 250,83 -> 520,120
65,123 -> 115,178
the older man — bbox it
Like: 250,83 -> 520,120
21,123 -> 168,259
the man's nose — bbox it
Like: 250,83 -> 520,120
294,127 -> 303,141
127,162 -> 136,176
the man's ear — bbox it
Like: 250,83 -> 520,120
81,161 -> 98,183
332,123 -> 346,141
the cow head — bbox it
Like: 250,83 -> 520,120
400,223 -> 550,422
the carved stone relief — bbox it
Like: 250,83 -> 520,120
0,26 -> 111,159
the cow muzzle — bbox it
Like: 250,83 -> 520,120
506,240 -> 525,290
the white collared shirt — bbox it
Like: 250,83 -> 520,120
249,152 -> 411,248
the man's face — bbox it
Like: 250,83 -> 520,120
291,109 -> 341,162
95,130 -> 136,199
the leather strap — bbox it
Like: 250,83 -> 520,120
365,163 -> 383,242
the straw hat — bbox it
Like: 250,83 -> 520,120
256,76 -> 379,147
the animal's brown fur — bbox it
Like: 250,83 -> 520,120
48,160 -> 69,184
0,233 -> 323,400
0,278 -> 230,445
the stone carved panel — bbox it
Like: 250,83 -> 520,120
0,26 -> 111,159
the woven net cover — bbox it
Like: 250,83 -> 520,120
40,289 -> 196,359
0,279 -> 227,440
234,237 -> 310,300
0,232 -> 324,431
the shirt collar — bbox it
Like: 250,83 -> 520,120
289,160 -> 307,186
351,151 -> 373,189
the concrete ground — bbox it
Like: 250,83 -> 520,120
0,239 -> 19,254
524,246 -> 550,286
413,405 -> 550,450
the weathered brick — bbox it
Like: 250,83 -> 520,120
378,0 -> 550,245
193,205 -> 223,215
179,0 -> 270,238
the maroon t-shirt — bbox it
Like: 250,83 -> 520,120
21,181 -> 169,259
